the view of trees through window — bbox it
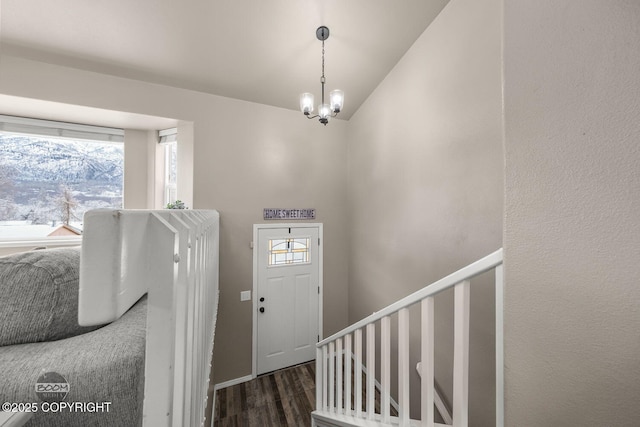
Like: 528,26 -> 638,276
0,133 -> 124,238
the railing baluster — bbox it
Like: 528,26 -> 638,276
398,308 -> 410,426
329,341 -> 335,412
336,337 -> 343,413
354,328 -> 363,418
344,333 -> 352,416
322,345 -> 328,411
316,346 -> 323,412
421,297 -> 435,427
453,280 -> 470,427
381,316 -> 391,423
366,323 -> 375,420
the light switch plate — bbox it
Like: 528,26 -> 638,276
240,290 -> 251,301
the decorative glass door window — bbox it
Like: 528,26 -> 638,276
268,238 -> 310,266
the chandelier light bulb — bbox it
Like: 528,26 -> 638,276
329,89 -> 344,113
318,104 -> 331,124
300,93 -> 315,115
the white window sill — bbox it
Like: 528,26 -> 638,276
0,236 -> 82,249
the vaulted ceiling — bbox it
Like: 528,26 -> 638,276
1,0 -> 449,120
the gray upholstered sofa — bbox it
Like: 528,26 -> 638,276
0,247 -> 147,427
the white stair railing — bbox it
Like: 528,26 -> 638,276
79,209 -> 220,427
313,249 -> 503,427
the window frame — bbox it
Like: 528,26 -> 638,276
0,115 -> 125,247
158,128 -> 178,208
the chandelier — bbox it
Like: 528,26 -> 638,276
299,26 -> 344,125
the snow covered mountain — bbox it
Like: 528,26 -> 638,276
0,134 -> 124,224
0,135 -> 123,184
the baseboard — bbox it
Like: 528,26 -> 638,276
214,374 -> 254,391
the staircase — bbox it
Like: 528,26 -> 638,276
311,250 -> 504,427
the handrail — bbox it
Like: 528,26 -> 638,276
318,248 -> 503,347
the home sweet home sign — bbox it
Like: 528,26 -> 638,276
263,208 -> 316,220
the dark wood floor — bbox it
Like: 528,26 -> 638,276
213,359 -> 398,426
214,362 -> 316,427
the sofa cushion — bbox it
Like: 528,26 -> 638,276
0,247 -> 104,346
0,296 -> 147,427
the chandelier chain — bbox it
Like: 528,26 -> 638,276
321,39 -> 326,105
322,39 -> 325,80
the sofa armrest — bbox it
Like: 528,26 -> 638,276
0,247 -> 104,347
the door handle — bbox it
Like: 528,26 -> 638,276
259,307 -> 265,313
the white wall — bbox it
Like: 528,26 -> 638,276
347,0 -> 503,423
123,129 -> 152,209
176,122 -> 194,208
0,55 -> 350,384
504,1 -> 640,425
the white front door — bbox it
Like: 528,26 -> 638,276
254,225 -> 321,375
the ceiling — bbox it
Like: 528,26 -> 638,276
0,0 -> 449,120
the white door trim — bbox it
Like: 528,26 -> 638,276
252,223 -> 323,378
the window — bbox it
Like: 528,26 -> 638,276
268,238 -> 311,266
0,115 -> 124,239
159,128 -> 177,207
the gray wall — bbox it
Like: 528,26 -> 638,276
346,0 -> 503,423
504,0 -> 640,425
198,100 -> 350,382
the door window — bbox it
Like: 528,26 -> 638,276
268,238 -> 310,266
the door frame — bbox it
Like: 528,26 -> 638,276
252,223 -> 323,378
